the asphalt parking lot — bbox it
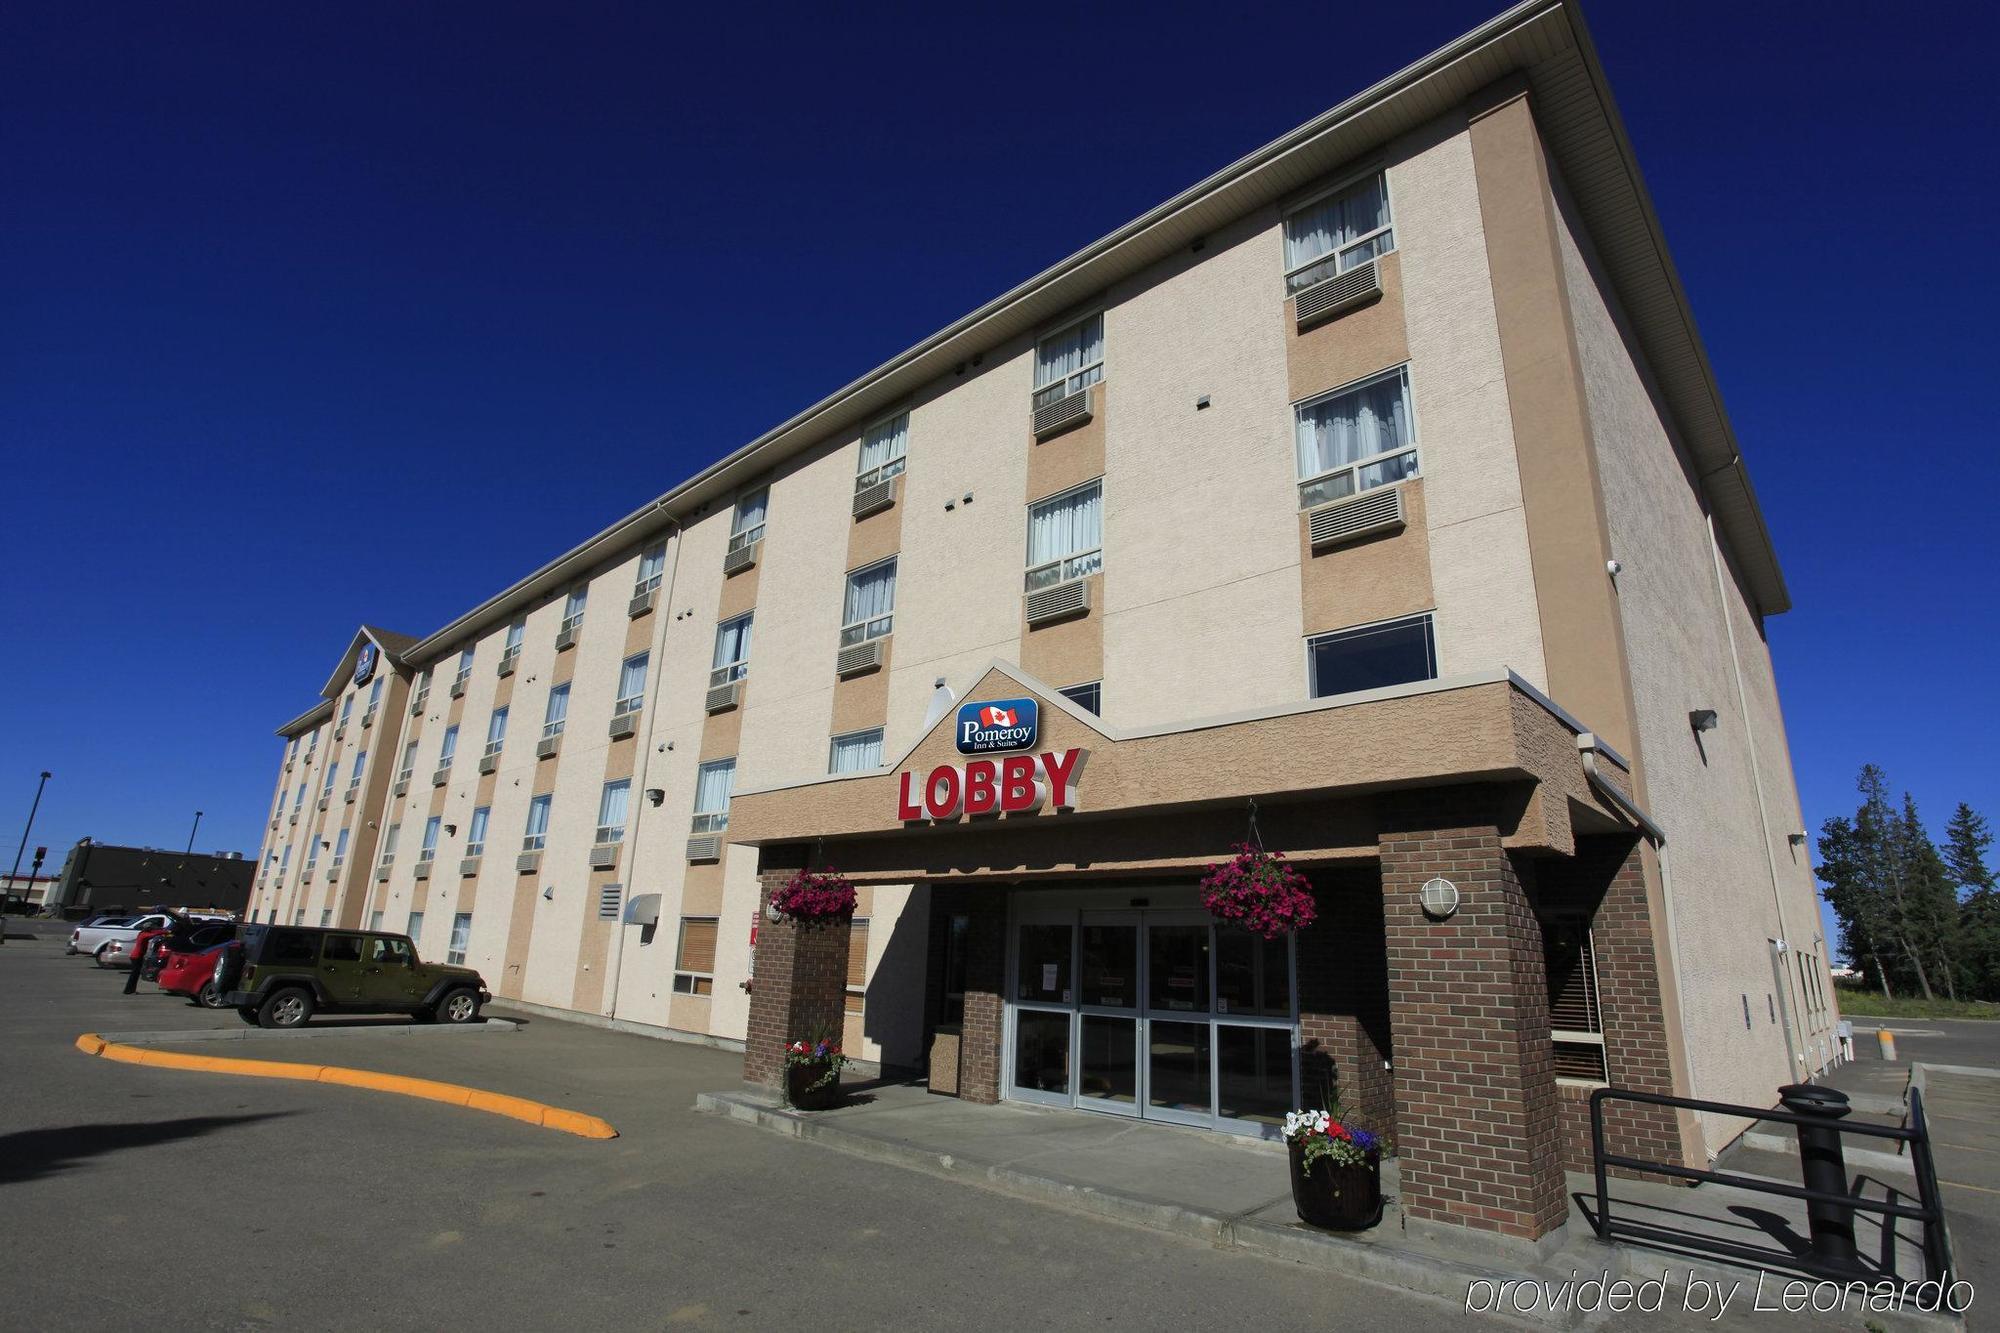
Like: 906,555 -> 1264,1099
5,936 -> 1499,1333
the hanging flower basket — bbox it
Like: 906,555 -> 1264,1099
769,868 -> 857,927
1199,843 -> 1316,938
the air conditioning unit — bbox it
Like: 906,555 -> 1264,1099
413,860 -> 431,881
288,812 -> 298,826
302,868 -> 314,884
411,694 -> 427,716
835,638 -> 884,678
1025,579 -> 1091,626
608,710 -> 638,740
1032,385 -> 1093,439
392,778 -> 409,797
316,796 -> 329,812
705,679 -> 742,714
374,864 -> 390,883
1293,258 -> 1381,330
1307,486 -> 1405,550
432,767 -> 450,787
285,759 -> 294,772
478,753 -> 498,775
536,736 -> 559,760
589,843 -> 620,870
329,858 -> 344,874
722,540 -> 759,576
497,652 -> 518,678
460,856 -> 481,877
343,788 -> 356,804
852,475 -> 897,519
629,589 -> 655,618
333,724 -> 346,742
516,851 -> 541,874
449,677 -> 466,698
361,709 -> 376,730
555,626 -> 577,651
686,834 -> 721,863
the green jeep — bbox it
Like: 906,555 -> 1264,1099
220,924 -> 491,1029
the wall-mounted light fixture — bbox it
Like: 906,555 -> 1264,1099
1788,832 -> 1807,847
1688,709 -> 1719,733
444,824 -> 457,837
542,884 -> 554,901
646,788 -> 666,807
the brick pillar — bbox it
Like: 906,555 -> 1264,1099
743,850 -> 850,1090
1297,865 -> 1395,1137
1379,788 -> 1566,1242
1531,835 -> 1689,1174
957,898 -> 1007,1104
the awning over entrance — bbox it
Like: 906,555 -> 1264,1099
729,661 -> 1637,880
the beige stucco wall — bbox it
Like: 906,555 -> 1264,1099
1551,169 -> 1825,1134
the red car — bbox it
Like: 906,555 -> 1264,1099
133,919 -> 236,980
158,940 -> 240,1007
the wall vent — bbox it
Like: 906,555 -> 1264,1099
1294,258 -> 1381,330
1025,579 -> 1091,626
1032,385 -> 1093,439
1308,486 -> 1405,549
598,883 -> 623,920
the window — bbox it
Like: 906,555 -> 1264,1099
419,816 -> 441,863
595,780 -> 631,845
447,913 -> 472,967
829,727 -> 885,775
467,806 -> 489,857
503,621 -> 524,659
370,936 -> 412,966
1026,480 -> 1103,592
729,486 -> 768,553
395,741 -> 417,785
692,759 -> 735,834
1284,171 -> 1394,294
305,838 -> 319,869
1307,613 -> 1436,699
672,917 -> 718,995
439,725 -> 459,768
560,586 -> 587,635
1058,681 -> 1102,716
292,782 -> 306,811
346,749 -> 367,792
485,707 -> 508,757
1295,366 -> 1417,509
339,694 -> 353,726
406,910 -> 425,950
1033,313 -> 1104,410
413,669 -> 431,710
454,647 -> 474,689
1542,917 -> 1607,1082
279,845 -> 291,874
616,653 -> 648,716
543,683 -> 570,739
856,413 -> 908,489
636,542 -> 667,595
321,763 -> 337,797
292,910 -> 306,927
324,933 -> 361,962
938,912 -> 969,1025
840,558 -> 897,647
304,728 -> 319,761
332,828 -> 349,865
367,677 -> 384,715
320,910 -> 333,928
523,794 -> 552,851
276,785 -> 288,816
380,822 -> 400,863
711,614 -> 753,687
846,918 -> 870,1015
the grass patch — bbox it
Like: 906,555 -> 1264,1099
1834,985 -> 2000,1021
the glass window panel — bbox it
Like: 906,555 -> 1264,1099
1026,482 -> 1102,569
1057,682 -> 1101,716
1147,924 -> 1210,1013
857,413 -> 909,479
467,807 -> 488,851
421,816 -> 440,853
617,653 -> 649,707
1013,1009 -> 1071,1095
713,614 -> 753,672
1307,614 -> 1437,699
1079,1016 -> 1137,1104
1217,1026 -> 1293,1126
524,795 -> 552,839
1295,369 -> 1413,480
828,728 -> 884,774
1147,1020 -> 1212,1115
1016,923 -> 1072,1003
1079,923 -> 1136,1009
1285,173 -> 1391,275
693,759 -> 735,815
544,683 -> 570,726
486,708 -> 508,745
597,779 -> 631,833
842,559 -> 897,636
1216,931 -> 1291,1017
731,487 -> 768,538
1034,314 -> 1104,392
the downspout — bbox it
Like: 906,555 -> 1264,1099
601,510 -> 682,1022
1707,513 -> 1807,1081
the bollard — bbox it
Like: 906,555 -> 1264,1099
1877,1029 -> 1897,1061
1779,1083 -> 1861,1273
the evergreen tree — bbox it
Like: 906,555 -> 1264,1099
1944,804 -> 2000,1000
1815,766 -> 1953,1000
1898,794 -> 1959,1002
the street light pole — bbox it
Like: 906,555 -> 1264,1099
185,810 -> 204,855
3,771 -> 52,945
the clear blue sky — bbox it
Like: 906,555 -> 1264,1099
4,2 -> 1995,947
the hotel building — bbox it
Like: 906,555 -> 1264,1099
253,0 -> 1838,1247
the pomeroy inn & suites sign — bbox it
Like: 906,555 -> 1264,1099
896,697 -> 1087,821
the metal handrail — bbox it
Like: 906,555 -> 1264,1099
1588,1086 -> 1953,1284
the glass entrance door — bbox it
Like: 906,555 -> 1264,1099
1005,903 -> 1298,1136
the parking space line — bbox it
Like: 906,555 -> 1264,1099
74,1032 -> 617,1139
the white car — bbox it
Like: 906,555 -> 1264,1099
69,914 -> 173,965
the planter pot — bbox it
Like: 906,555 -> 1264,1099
1288,1139 -> 1383,1231
785,1059 -> 843,1111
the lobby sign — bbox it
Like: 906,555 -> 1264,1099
955,697 -> 1038,755
897,748 -> 1087,822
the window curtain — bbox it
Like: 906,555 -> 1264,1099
638,545 -> 665,582
713,615 -> 753,669
597,780 -> 630,831
1035,315 -> 1103,390
401,740 -> 418,770
422,817 -> 441,852
468,808 -> 489,846
562,590 -> 587,620
449,914 -> 471,955
1285,175 -> 1390,271
844,560 -> 897,627
618,654 -> 648,703
858,414 -> 908,476
544,684 -> 570,725
525,796 -> 551,838
383,823 -> 400,856
830,729 -> 884,774
505,622 -> 524,651
732,487 -> 768,536
694,760 -> 736,814
440,728 -> 458,762
1296,372 -> 1411,477
487,708 -> 507,745
1028,483 -> 1102,566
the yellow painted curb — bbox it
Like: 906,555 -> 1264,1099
73,1032 -> 617,1140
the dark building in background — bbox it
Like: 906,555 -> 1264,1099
48,840 -> 252,918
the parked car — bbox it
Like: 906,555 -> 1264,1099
65,916 -> 131,953
223,924 -> 490,1029
158,940 -> 240,1007
137,920 -> 237,979
74,914 -> 174,965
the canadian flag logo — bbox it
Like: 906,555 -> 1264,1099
980,705 -> 1018,728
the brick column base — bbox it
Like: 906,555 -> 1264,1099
1298,865 -> 1395,1137
1379,787 -> 1566,1242
957,900 -> 1007,1104
743,857 -> 851,1090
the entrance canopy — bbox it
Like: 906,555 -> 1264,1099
729,662 -> 1636,881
